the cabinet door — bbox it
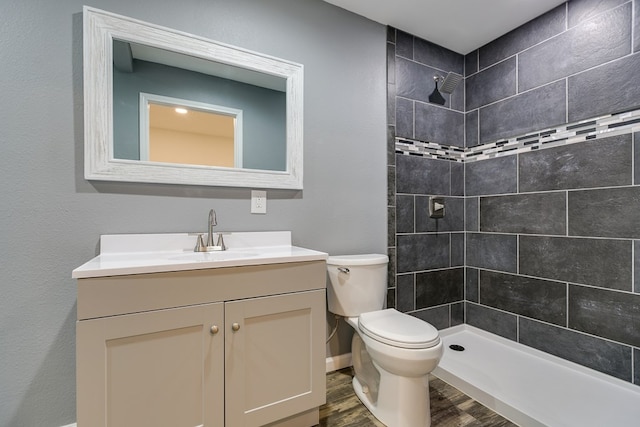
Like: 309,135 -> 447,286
77,303 -> 224,427
225,289 -> 326,427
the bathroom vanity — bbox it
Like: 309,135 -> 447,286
73,232 -> 327,427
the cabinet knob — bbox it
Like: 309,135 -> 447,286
210,325 -> 219,335
231,322 -> 240,332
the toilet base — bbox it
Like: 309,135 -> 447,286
352,369 -> 431,427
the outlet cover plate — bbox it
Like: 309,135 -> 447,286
251,190 -> 267,214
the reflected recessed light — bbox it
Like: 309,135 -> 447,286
175,107 -> 188,114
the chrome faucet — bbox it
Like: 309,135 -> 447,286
194,209 -> 226,252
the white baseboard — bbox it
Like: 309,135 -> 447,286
325,352 -> 352,372
60,424 -> 77,427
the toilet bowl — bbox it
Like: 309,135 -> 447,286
326,254 -> 443,427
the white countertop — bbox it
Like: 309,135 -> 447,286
72,232 -> 328,279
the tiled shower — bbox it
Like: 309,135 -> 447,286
387,0 -> 640,386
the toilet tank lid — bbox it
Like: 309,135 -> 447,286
327,254 -> 388,266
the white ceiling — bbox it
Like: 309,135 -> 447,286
323,0 -> 566,54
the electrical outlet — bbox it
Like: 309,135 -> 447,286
251,190 -> 267,214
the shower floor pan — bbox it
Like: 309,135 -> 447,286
433,325 -> 640,427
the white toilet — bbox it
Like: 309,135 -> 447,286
326,254 -> 443,427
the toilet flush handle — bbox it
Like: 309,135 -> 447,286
337,267 -> 350,274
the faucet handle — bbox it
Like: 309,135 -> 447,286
194,234 -> 206,252
216,233 -> 227,251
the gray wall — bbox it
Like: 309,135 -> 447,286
0,1 -> 386,426
389,0 -> 640,387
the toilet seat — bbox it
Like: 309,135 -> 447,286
358,309 -> 440,349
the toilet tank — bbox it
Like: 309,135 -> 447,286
326,254 -> 389,317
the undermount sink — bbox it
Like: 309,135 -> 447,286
169,251 -> 259,262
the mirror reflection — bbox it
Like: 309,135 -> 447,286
112,40 -> 286,172
141,95 -> 242,168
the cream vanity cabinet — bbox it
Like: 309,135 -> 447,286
76,260 -> 326,427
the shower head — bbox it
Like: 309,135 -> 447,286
428,72 -> 462,106
439,72 -> 462,94
428,78 -> 446,105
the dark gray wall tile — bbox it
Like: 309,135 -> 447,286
387,287 -> 395,305
415,102 -> 465,147
635,348 -> 640,385
395,97 -> 413,139
412,305 -> 450,330
387,26 -> 396,43
520,236 -> 632,291
466,57 -> 516,111
480,192 -> 566,235
465,197 -> 479,232
387,42 -> 396,85
450,82 -> 465,112
519,134 -> 633,191
568,0 -> 629,28
396,273 -> 415,312
396,30 -> 413,59
397,233 -> 450,273
396,57 -> 437,102
387,206 -> 396,248
636,0 -> 640,52
480,80 -> 566,143
568,187 -> 640,238
396,195 -> 414,233
387,124 -> 396,165
416,196 -> 464,232
451,162 -> 464,196
387,84 -> 396,126
465,156 -> 517,196
388,247 -> 396,288
480,271 -> 567,325
397,57 -> 456,108
387,164 -> 395,206
466,268 -> 479,302
414,37 -> 464,74
519,4 -> 631,92
520,318 -> 632,381
479,5 -> 566,69
387,287 -> 396,310
451,233 -> 465,267
396,154 -> 451,195
416,268 -> 464,308
569,285 -> 640,347
635,132 -> 640,184
466,233 -> 518,273
465,110 -> 479,147
451,302 -> 464,326
465,50 -> 478,76
569,52 -> 640,121
636,241 -> 640,293
466,302 -> 517,341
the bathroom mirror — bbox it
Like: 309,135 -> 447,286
83,6 -> 303,189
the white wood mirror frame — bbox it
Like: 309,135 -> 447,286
83,6 -> 303,189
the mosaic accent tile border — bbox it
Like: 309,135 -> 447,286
395,108 -> 640,163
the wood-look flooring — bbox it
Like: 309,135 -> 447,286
319,368 -> 518,427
